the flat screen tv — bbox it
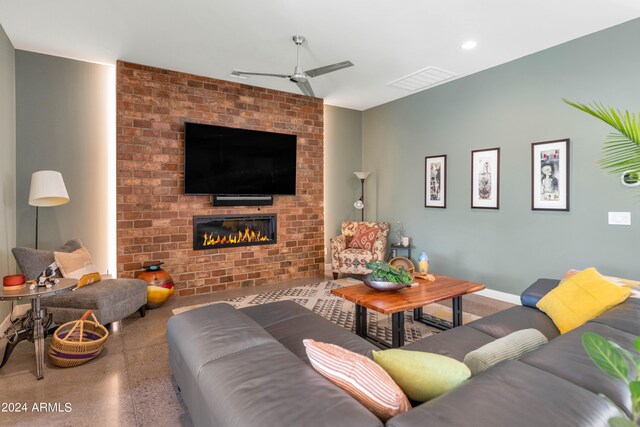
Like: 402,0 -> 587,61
184,122 -> 297,195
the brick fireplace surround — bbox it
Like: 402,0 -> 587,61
116,61 -> 324,297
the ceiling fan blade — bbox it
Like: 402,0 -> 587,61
231,70 -> 290,78
305,61 -> 354,78
296,80 -> 316,97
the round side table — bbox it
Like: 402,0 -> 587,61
0,278 -> 77,379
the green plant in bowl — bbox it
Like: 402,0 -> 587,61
582,332 -> 640,426
362,262 -> 413,291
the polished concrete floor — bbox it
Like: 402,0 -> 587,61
0,273 -> 513,427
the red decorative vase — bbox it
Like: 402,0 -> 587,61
135,261 -> 174,309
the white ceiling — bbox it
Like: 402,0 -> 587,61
1,0 -> 639,110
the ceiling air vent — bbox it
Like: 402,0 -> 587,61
387,67 -> 458,91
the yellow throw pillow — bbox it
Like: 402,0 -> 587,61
561,268 -> 640,299
76,272 -> 102,289
536,267 -> 631,334
54,247 -> 99,279
372,349 -> 471,402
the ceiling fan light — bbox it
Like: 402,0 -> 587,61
290,73 -> 307,83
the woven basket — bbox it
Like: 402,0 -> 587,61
48,310 -> 109,368
389,257 -> 415,276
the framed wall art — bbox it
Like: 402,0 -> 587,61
425,155 -> 447,208
531,138 -> 570,211
471,148 -> 500,209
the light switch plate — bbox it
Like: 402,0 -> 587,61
608,212 -> 631,225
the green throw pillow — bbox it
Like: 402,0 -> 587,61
372,349 -> 471,402
463,328 -> 548,376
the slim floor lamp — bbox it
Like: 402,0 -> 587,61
353,171 -> 371,221
29,170 -> 70,249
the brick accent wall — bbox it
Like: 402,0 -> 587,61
116,61 -> 324,297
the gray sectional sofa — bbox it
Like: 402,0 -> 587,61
167,279 -> 638,426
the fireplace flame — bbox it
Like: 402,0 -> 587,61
203,227 -> 271,247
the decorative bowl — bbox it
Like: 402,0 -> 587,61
362,274 -> 409,292
3,274 -> 26,287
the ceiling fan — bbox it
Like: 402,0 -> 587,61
231,35 -> 353,97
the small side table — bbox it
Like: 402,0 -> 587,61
389,243 -> 411,261
0,278 -> 77,379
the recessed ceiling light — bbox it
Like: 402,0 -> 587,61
461,40 -> 478,50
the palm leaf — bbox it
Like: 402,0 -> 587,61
563,99 -> 640,175
608,417 -> 637,427
582,332 -> 630,381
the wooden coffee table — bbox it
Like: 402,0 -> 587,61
331,275 -> 485,348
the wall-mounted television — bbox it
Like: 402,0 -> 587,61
184,122 -> 297,195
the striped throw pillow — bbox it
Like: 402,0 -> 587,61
303,339 -> 410,421
463,328 -> 548,376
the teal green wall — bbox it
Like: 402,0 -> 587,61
362,19 -> 640,294
0,24 -> 16,319
324,105 -> 363,261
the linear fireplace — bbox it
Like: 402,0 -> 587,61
193,214 -> 277,250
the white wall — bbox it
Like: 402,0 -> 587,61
15,51 -> 114,274
324,105 -> 363,261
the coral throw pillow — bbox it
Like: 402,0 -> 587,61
348,225 -> 380,252
537,267 -> 631,334
303,339 -> 410,421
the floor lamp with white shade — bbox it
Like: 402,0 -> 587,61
353,171 -> 371,221
29,170 -> 70,249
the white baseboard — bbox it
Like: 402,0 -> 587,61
476,288 -> 521,305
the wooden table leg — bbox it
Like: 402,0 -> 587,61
391,312 -> 405,348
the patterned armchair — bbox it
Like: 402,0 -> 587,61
330,221 -> 390,279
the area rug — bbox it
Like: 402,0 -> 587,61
172,278 -> 480,345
